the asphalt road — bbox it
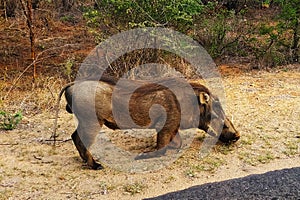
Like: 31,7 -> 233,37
145,167 -> 300,200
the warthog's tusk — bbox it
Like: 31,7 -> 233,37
207,126 -> 218,137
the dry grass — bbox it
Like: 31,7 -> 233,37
0,67 -> 299,199
0,73 -> 67,115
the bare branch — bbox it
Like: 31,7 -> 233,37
2,44 -> 78,101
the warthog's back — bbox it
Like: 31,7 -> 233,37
66,81 -> 114,122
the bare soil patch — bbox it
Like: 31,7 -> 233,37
0,67 -> 299,199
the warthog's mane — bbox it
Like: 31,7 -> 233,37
99,75 -> 211,96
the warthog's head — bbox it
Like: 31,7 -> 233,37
198,90 -> 240,143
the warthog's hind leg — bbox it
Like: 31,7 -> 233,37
71,130 -> 103,170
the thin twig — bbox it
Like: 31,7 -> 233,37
3,61 -> 35,100
44,138 -> 72,143
51,82 -> 76,146
4,0 -> 7,21
33,155 -> 42,160
35,44 -> 78,60
3,44 -> 77,101
0,143 -> 19,145
0,183 -> 14,188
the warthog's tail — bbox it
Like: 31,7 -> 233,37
51,82 -> 76,145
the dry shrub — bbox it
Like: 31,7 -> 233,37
90,49 -> 201,80
0,74 -> 67,116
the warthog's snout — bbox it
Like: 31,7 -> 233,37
218,117 -> 240,143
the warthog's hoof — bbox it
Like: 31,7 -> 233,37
91,162 -> 104,170
134,148 -> 167,160
135,152 -> 161,160
134,153 -> 147,160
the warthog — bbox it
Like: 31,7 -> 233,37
54,77 -> 240,169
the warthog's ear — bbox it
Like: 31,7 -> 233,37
199,92 -> 210,105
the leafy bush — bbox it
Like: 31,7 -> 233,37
82,0 -> 299,68
86,0 -> 205,34
274,0 -> 299,63
194,5 -> 244,58
245,0 -> 300,67
0,111 -> 23,130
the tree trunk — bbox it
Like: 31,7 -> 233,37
20,0 -> 37,82
291,18 -> 299,63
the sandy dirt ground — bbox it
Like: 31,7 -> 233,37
0,68 -> 299,199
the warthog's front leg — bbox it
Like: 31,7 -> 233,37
135,128 -> 182,160
157,128 -> 182,150
71,130 -> 103,170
